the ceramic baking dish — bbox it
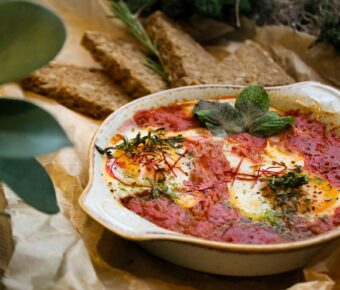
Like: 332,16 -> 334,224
80,82 -> 340,276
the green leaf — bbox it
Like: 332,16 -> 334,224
0,0 -> 66,84
0,99 -> 71,159
235,85 -> 270,112
194,100 -> 244,136
193,86 -> 295,138
239,103 -> 265,130
205,123 -> 228,137
247,112 -> 295,137
0,158 -> 59,214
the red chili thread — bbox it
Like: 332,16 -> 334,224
106,145 -> 188,187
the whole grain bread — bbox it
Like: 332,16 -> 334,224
146,11 -> 294,87
21,64 -> 132,119
82,31 -> 168,98
218,53 -> 249,85
145,11 -> 236,87
224,40 -> 295,86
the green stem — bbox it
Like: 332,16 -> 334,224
108,1 -> 169,81
109,1 -> 158,56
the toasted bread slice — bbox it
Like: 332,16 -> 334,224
145,11 -> 237,87
218,53 -> 250,85
22,64 -> 132,119
82,31 -> 168,98
145,12 -> 294,87
222,41 -> 295,86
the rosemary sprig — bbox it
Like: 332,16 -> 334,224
145,58 -> 169,82
109,1 -> 158,56
109,1 -> 168,80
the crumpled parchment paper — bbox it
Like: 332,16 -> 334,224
1,0 -> 340,289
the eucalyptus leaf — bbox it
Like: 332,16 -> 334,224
0,158 -> 59,214
0,0 -> 66,84
0,99 -> 71,159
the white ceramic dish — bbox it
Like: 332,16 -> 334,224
80,82 -> 340,276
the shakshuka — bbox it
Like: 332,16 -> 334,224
97,94 -> 340,245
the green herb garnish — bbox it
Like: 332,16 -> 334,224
264,166 -> 310,214
151,185 -> 177,200
145,58 -> 169,82
260,209 -> 285,228
96,128 -> 185,158
267,166 -> 309,191
193,85 -> 295,138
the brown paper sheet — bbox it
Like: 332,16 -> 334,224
254,26 -> 340,88
1,1 -> 340,289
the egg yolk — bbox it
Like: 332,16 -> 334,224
302,177 -> 339,214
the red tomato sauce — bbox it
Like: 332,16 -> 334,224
122,195 -> 284,244
183,138 -> 231,202
134,104 -> 198,131
283,115 -> 340,188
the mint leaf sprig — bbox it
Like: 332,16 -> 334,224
193,86 -> 295,138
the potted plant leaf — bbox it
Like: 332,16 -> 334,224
0,0 -> 68,281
